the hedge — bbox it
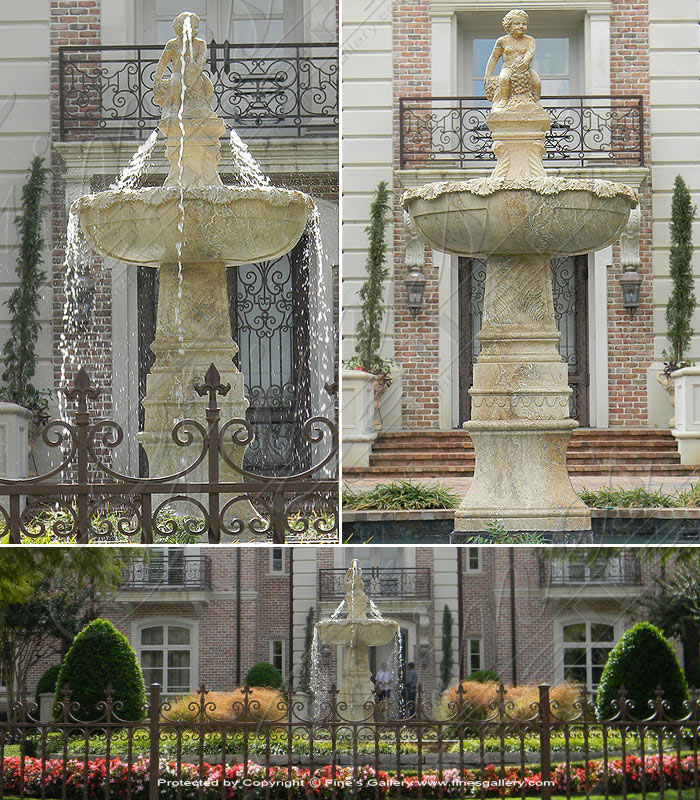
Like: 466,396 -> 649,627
596,622 -> 688,720
244,662 -> 284,690
54,619 -> 146,722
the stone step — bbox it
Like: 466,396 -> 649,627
345,463 -> 699,478
368,451 -> 681,465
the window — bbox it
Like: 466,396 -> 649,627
270,639 -> 284,675
466,638 -> 483,674
466,548 -> 481,572
146,548 -> 185,587
561,621 -> 616,691
270,548 -> 284,574
139,624 -> 193,694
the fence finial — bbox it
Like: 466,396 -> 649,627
194,363 -> 231,409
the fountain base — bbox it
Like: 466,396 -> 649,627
454,422 -> 590,532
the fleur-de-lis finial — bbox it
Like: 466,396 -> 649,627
63,367 -> 101,414
194,363 -> 231,410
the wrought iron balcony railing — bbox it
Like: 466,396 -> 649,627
539,553 -> 642,587
318,567 -> 431,601
399,95 -> 644,169
58,42 -> 338,140
121,555 -> 212,591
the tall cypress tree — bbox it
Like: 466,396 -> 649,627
440,605 -> 454,692
0,157 -> 49,416
665,175 -> 696,365
355,181 -> 391,373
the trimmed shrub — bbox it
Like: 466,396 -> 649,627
686,659 -> 700,688
245,662 -> 284,690
596,621 -> 688,720
54,619 -> 146,722
164,688 -> 287,724
35,664 -> 61,706
467,669 -> 501,684
439,681 -> 580,722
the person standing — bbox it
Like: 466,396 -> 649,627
375,662 -> 392,701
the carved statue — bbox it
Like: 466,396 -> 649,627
484,9 -> 542,111
153,12 -> 216,119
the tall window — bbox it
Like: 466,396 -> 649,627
270,548 -> 285,574
146,549 -> 185,587
466,638 -> 483,674
139,624 -> 193,693
561,621 -> 616,691
466,548 -> 481,572
270,639 -> 284,675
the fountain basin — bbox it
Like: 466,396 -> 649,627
316,618 -> 398,648
74,185 -> 313,266
402,178 -> 637,257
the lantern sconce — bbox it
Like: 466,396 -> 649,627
618,266 -> 643,318
405,266 -> 427,317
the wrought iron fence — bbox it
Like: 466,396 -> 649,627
58,42 -> 339,140
3,683 -> 700,799
0,363 -> 338,544
121,555 -> 212,591
319,567 -> 431,601
540,552 -> 642,587
399,95 -> 644,168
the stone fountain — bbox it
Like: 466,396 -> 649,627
316,561 -> 398,721
402,9 -> 637,537
71,12 -> 313,530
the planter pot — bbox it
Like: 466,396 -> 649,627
671,366 -> 700,464
342,370 -> 377,468
656,371 -> 675,427
0,403 -> 31,479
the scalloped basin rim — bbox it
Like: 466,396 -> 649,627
316,618 -> 399,647
73,185 -> 314,267
402,181 -> 636,258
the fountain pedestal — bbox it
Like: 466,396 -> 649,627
402,12 -> 637,535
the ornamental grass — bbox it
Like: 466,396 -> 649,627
163,688 -> 287,724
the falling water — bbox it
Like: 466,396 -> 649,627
110,130 -> 159,191
173,14 -> 192,341
390,629 -> 405,719
306,206 -> 334,449
58,210 -> 94,420
228,128 -> 270,187
309,626 -> 331,719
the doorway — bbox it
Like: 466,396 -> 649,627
457,255 -> 589,425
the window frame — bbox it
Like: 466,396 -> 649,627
466,637 -> 483,675
269,547 -> 285,575
134,618 -> 199,696
270,638 -> 285,677
556,616 -> 620,693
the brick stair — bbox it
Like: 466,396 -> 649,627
344,429 -> 699,479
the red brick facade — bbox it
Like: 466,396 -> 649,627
392,0 -> 438,428
608,0 -> 653,426
49,1 -> 114,425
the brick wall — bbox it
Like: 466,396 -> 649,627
49,1 -> 113,427
608,0 -> 653,426
392,1 -> 439,428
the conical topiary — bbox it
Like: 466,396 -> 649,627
595,622 -> 688,720
53,619 -> 146,721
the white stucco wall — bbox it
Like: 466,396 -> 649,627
341,0 -> 400,428
647,0 -> 700,426
0,0 -> 53,417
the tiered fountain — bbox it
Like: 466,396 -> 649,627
315,561 -> 399,721
71,12 -> 313,532
402,9 -> 637,537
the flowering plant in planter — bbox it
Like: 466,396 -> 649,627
342,355 -> 393,391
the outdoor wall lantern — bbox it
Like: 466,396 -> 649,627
405,266 -> 427,317
618,266 -> 643,317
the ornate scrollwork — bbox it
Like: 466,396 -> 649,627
400,96 -> 643,168
60,43 -> 338,140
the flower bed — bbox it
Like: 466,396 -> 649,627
2,754 -> 699,798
